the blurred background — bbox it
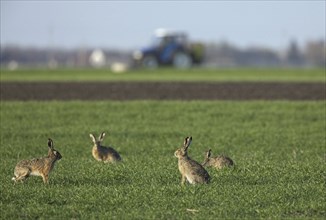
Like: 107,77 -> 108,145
1,1 -> 325,70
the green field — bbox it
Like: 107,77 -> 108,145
1,68 -> 325,82
0,101 -> 325,219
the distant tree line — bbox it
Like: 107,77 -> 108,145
0,46 -> 131,69
204,39 -> 325,68
1,39 -> 325,69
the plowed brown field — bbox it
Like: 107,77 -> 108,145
1,82 -> 325,101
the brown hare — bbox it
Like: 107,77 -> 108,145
174,136 -> 210,185
12,138 -> 62,184
89,132 -> 121,163
202,149 -> 234,169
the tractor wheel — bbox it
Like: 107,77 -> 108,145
173,52 -> 192,69
142,55 -> 158,69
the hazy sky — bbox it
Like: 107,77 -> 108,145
1,1 -> 325,50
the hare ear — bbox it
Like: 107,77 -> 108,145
207,149 -> 212,158
183,137 -> 188,147
48,138 -> 54,149
99,132 -> 106,141
183,136 -> 192,151
89,134 -> 96,143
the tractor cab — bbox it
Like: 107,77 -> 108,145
151,29 -> 188,49
133,29 -> 202,69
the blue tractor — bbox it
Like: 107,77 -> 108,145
132,29 -> 204,69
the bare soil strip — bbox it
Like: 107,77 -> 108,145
1,82 -> 325,101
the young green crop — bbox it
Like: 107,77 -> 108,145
1,68 -> 325,82
0,101 -> 325,219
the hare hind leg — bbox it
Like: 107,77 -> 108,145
13,168 -> 30,183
